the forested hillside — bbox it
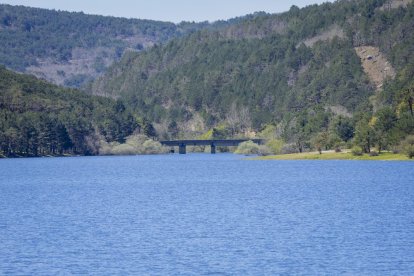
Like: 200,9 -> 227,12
92,0 -> 414,153
0,4 -> 210,87
1,0 -> 413,157
0,66 -> 155,157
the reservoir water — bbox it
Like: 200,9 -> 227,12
1,154 -> 413,275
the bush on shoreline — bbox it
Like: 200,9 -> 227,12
351,146 -> 363,156
99,134 -> 168,155
235,141 -> 260,155
400,135 -> 414,159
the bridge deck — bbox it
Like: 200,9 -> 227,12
160,139 -> 265,147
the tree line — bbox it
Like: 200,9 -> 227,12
0,66 -> 156,157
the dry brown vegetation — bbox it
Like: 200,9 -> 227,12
26,47 -> 116,86
379,0 -> 413,10
354,46 -> 396,91
301,24 -> 345,47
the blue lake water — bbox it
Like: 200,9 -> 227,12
1,154 -> 414,275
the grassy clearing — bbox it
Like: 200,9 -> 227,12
254,151 -> 411,161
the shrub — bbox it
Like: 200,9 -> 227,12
311,132 -> 329,154
235,141 -> 260,155
111,144 -> 137,155
351,146 -> 363,156
406,146 -> 414,159
126,134 -> 147,148
258,145 -> 272,156
391,146 -> 400,154
334,141 -> 346,152
281,143 -> 299,154
142,139 -> 167,154
99,140 -> 114,155
265,139 -> 284,154
369,151 -> 379,156
400,135 -> 414,159
99,134 -> 167,155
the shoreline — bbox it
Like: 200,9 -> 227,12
1,151 -> 412,161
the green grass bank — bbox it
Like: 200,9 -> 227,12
254,151 -> 412,161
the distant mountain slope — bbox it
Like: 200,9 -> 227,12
91,0 -> 414,145
0,4 -> 211,87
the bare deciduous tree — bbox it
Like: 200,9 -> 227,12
226,103 -> 252,136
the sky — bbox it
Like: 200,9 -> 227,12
0,0 -> 334,23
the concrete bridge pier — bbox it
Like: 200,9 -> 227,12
179,143 -> 186,154
211,143 -> 216,154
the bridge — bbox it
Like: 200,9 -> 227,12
160,139 -> 265,154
